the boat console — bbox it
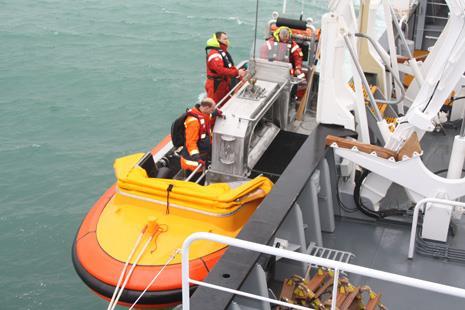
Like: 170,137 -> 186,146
208,58 -> 296,182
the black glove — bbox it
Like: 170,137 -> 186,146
198,159 -> 206,167
212,108 -> 224,119
191,153 -> 200,161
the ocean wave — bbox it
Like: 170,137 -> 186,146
228,16 -> 245,25
161,7 -> 183,16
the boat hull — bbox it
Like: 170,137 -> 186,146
72,236 -> 196,307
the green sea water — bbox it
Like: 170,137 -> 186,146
0,1 -> 326,308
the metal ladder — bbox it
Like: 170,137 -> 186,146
415,0 -> 450,49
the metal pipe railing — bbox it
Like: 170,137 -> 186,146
307,24 -> 317,65
355,32 -> 406,105
195,171 -> 207,184
460,104 -> 465,137
408,198 -> 465,259
389,5 -> 413,60
388,3 -> 425,86
182,232 -> 465,310
185,164 -> 203,182
343,34 -> 384,122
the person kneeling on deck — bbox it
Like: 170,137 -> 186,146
264,26 -> 304,77
180,97 -> 222,181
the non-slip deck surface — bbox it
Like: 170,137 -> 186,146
251,130 -> 307,180
323,217 -> 465,310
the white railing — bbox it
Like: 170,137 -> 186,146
408,197 -> 465,259
182,232 -> 465,310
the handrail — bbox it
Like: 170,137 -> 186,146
343,34 -> 384,122
182,232 -> 465,310
408,198 -> 465,259
460,103 -> 465,137
389,4 -> 413,59
387,2 -> 424,86
307,24 -> 317,65
185,163 -> 203,182
355,32 -> 406,105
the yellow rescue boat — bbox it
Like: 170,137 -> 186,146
72,137 -> 273,308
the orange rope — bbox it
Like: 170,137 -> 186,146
150,224 -> 168,254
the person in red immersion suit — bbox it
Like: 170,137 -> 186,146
205,32 -> 246,104
264,26 -> 304,76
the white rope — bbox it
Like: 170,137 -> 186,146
109,233 -> 155,310
128,248 -> 182,310
107,225 -> 147,310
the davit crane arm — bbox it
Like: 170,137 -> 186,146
323,0 -> 465,216
386,0 -> 465,152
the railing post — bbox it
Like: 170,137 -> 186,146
408,198 -> 465,259
408,200 -> 424,259
330,268 -> 340,310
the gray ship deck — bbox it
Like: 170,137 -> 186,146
324,217 -> 465,309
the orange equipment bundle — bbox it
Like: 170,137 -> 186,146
277,269 -> 387,310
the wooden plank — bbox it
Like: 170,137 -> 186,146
314,278 -> 333,298
326,135 -> 397,159
396,132 -> 422,161
365,293 -> 382,310
296,46 -> 320,121
336,290 -> 349,308
278,278 -> 296,302
307,270 -> 328,292
339,287 -> 360,310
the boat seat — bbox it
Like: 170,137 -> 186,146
137,152 -> 157,178
137,152 -> 177,179
325,133 -> 422,161
154,167 -> 172,179
173,169 -> 187,180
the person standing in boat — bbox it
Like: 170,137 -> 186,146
263,26 -> 304,77
180,97 -> 222,178
205,32 -> 246,104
